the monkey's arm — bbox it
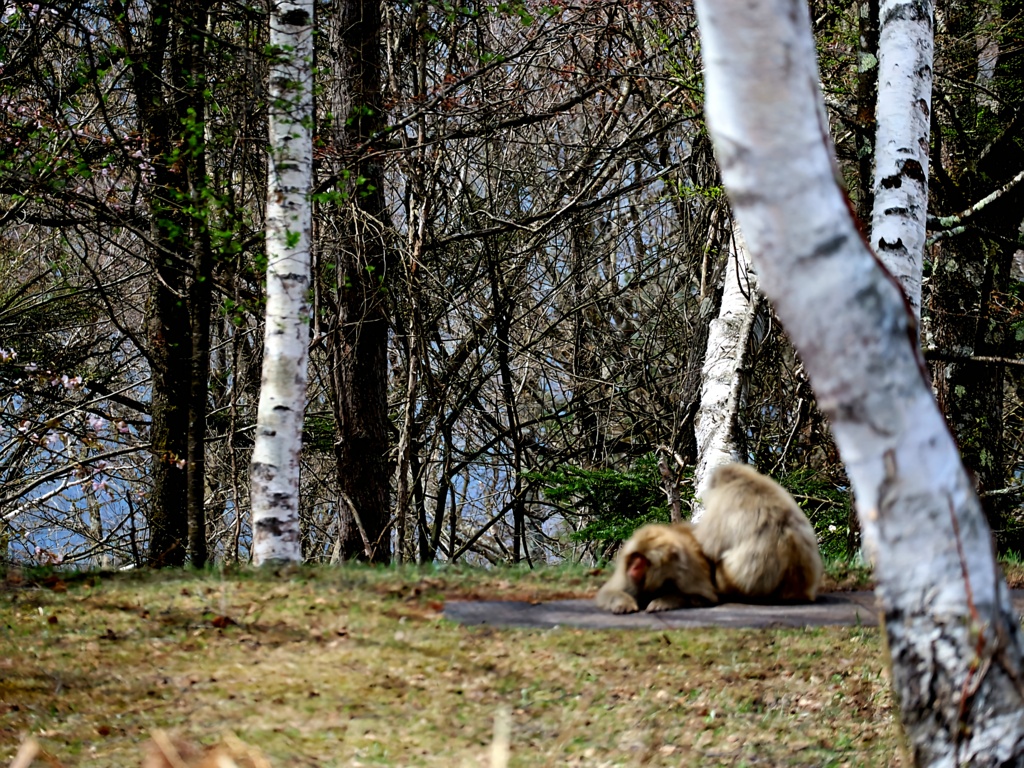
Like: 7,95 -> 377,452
646,592 -> 716,612
595,586 -> 640,614
595,554 -> 644,614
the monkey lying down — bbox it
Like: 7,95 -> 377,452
595,462 -> 824,614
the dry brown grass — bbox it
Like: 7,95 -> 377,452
1,564 -> 898,766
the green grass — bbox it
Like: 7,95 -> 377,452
0,564 -> 898,766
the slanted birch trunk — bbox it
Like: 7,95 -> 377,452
869,0 -> 934,324
693,0 -> 1024,763
692,225 -> 760,519
250,0 -> 314,566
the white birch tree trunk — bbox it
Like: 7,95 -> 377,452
869,0 -> 934,323
692,225 -> 760,520
693,0 -> 1024,764
249,0 -> 314,566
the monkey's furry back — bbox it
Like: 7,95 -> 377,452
699,464 -> 801,552
697,462 -> 822,599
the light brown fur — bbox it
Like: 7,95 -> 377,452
595,522 -> 718,614
696,463 -> 823,602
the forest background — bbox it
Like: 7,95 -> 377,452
0,0 -> 1022,570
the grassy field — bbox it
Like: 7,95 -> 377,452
1,564 -> 899,766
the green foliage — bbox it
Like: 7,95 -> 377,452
302,414 -> 336,453
310,189 -> 347,206
780,467 -> 853,561
492,0 -> 536,26
0,258 -> 101,375
1000,549 -> 1024,566
533,459 -> 853,560
529,454 -> 681,548
1005,280 -> 1024,342
664,176 -> 724,201
823,558 -> 874,590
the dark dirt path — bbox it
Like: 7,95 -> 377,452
444,591 -> 1024,630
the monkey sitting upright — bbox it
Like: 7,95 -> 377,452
696,462 -> 823,602
595,522 -> 718,614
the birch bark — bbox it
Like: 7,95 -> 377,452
250,0 -> 314,566
693,0 -> 1024,763
692,226 -> 760,519
869,0 -> 934,324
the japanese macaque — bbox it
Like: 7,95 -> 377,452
697,462 -> 823,602
595,522 -> 718,614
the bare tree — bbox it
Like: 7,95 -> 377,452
692,224 -> 760,516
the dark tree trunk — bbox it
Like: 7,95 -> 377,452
854,0 -> 879,223
117,0 -> 193,567
182,0 -> 212,569
568,226 -> 605,468
928,0 -> 1024,552
930,202 -> 1023,551
489,247 -> 528,565
929,238 -> 1005,517
187,229 -> 213,568
843,0 -> 879,550
118,0 -> 215,566
146,265 -> 191,567
320,0 -> 392,563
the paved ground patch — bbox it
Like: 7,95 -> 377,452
445,591 -> 1024,630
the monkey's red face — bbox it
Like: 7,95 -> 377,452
626,552 -> 650,586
